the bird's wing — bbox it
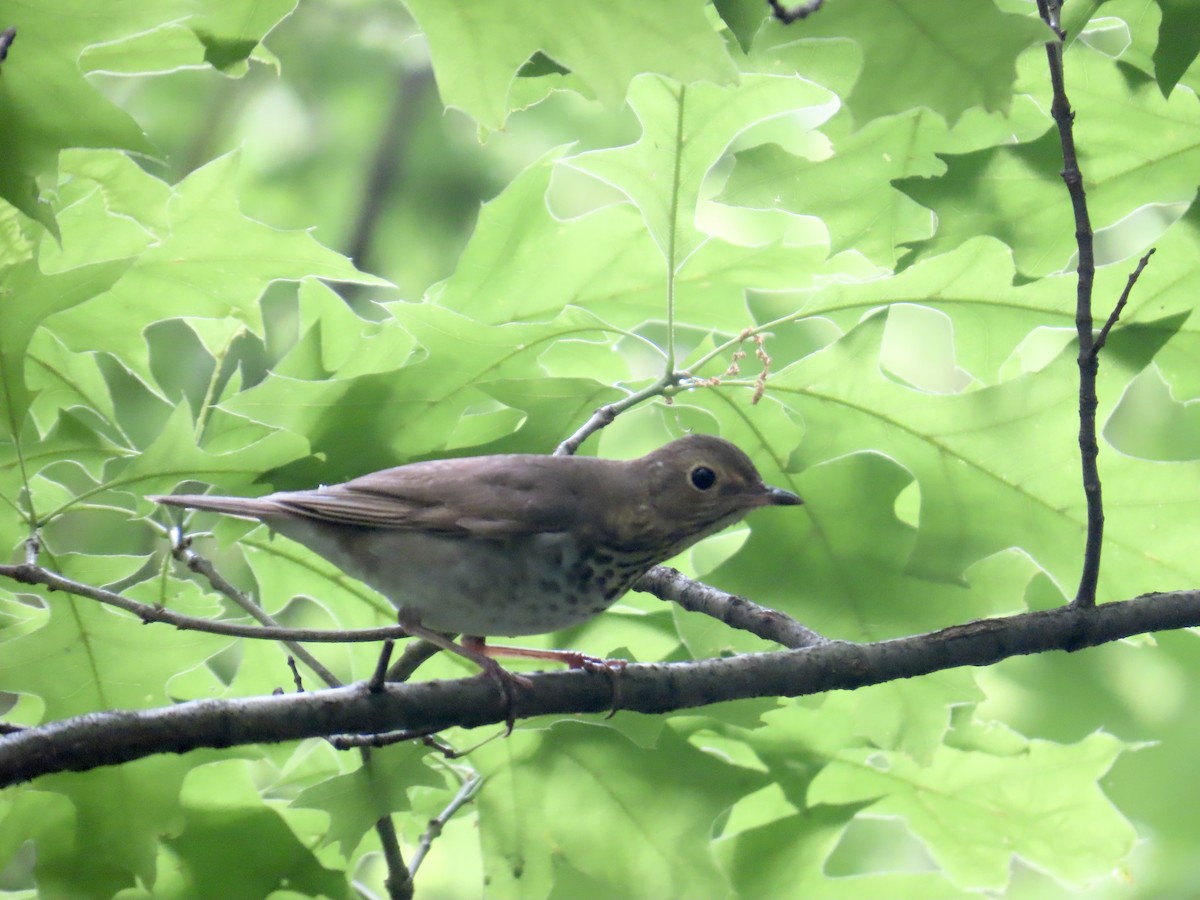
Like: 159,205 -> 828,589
155,455 -> 603,539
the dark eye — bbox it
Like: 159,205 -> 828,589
690,466 -> 717,491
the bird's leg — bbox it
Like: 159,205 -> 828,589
467,639 -> 627,719
461,640 -> 618,670
396,613 -> 531,731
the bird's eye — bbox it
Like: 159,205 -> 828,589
690,466 -> 717,491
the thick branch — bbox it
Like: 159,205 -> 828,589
3,589 -> 1198,786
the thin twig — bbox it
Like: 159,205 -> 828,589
554,372 -> 687,455
1093,249 -> 1156,354
1037,7 -> 1104,608
286,656 -> 305,692
408,775 -> 483,877
369,641 -> 396,693
636,565 -> 827,649
330,726 -> 445,751
386,639 -> 445,683
168,531 -> 344,688
0,559 -> 412,644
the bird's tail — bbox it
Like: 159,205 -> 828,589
150,493 -> 284,521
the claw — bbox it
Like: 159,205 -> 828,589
395,613 -> 623,729
579,657 -> 626,719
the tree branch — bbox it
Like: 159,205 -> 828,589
1092,249 -> 1155,354
0,559 -> 412,643
4,589 -> 1198,786
408,774 -> 482,877
1038,6 -> 1104,608
637,565 -> 826,648
554,371 -> 687,456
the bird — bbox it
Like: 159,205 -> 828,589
151,434 -> 801,685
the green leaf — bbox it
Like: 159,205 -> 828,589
1114,195 -> 1200,400
291,745 -> 441,855
808,733 -> 1136,889
0,256 -> 133,436
221,304 -> 620,482
46,153 -> 389,385
749,237 -> 1072,384
0,580 -> 226,721
894,128 -> 1068,276
713,0 -> 768,53
106,403 -> 309,509
399,0 -> 737,130
0,0 -> 153,227
30,756 -> 222,899
567,73 -> 834,265
899,43 -> 1200,275
1153,0 -> 1200,94
475,723 -> 767,899
719,808 -> 967,899
163,761 -> 351,900
776,0 -> 1049,124
721,112 -> 943,266
435,147 -> 833,337
189,0 -> 298,74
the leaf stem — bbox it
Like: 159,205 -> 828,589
194,331 -> 239,444
664,83 -> 688,374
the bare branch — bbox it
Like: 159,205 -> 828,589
386,639 -> 445,683
374,814 -> 414,900
636,565 -> 826,649
1037,11 -> 1104,608
0,559 -> 412,644
285,656 -> 306,693
369,640 -> 396,693
409,775 -> 483,876
5,589 -> 1200,786
1093,249 -> 1156,354
554,372 -> 685,456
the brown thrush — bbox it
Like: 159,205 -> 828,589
152,434 -> 801,681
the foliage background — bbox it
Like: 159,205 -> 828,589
2,0 -> 1200,897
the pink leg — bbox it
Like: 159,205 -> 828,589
397,616 -> 533,687
397,613 -> 536,731
464,639 -> 617,670
464,637 -> 627,718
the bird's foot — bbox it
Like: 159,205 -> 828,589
466,639 -> 627,720
483,660 -> 531,735
576,656 -> 626,719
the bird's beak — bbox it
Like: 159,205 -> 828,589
762,486 -> 803,506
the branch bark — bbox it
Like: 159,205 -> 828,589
3,588 -> 1198,787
